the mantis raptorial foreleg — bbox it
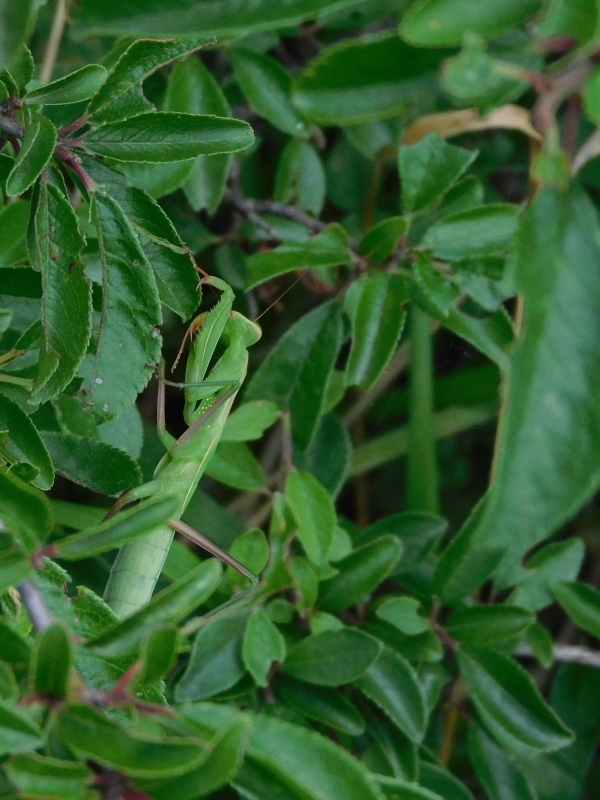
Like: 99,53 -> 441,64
103,277 -> 262,618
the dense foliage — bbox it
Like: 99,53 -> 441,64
2,0 -> 600,798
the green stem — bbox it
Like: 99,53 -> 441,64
406,306 -> 438,513
0,373 -> 33,389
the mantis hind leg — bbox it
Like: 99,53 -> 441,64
169,518 -> 258,585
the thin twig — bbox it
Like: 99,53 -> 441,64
244,198 -> 326,234
516,643 -> 600,669
18,580 -> 53,631
40,0 -> 69,84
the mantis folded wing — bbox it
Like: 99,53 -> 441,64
103,277 -> 261,618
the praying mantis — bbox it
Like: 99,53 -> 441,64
103,276 -> 261,618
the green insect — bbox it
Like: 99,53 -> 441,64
103,276 -> 261,618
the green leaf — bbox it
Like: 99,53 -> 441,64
400,0 -> 542,46
90,192 -> 161,421
284,628 -> 381,686
166,55 -> 232,214
355,645 -> 428,743
0,391 -> 53,489
25,64 -> 107,105
286,469 -> 336,565
421,204 -> 519,260
41,431 -> 141,495
98,403 -> 144,459
0,699 -> 43,756
400,133 -> 477,214
139,717 -> 250,800
28,182 -> 91,403
292,32 -> 444,126
294,412 -> 352,498
81,155 -> 198,321
87,37 -> 209,124
75,0 -> 370,38
553,581 -> 600,639
319,536 -> 403,612
357,511 -> 446,573
206,441 -> 266,491
420,763 -> 476,800
376,597 -> 430,636
230,48 -> 309,138
57,703 -> 207,777
279,676 -> 366,734
584,66 -> 600,124
274,139 -> 326,216
0,0 -> 33,73
246,224 -> 351,290
0,468 -> 52,551
229,528 -> 270,584
243,609 -> 286,687
376,778 -> 443,800
85,112 -> 254,162
6,114 -> 57,196
222,400 -> 280,442
54,495 -> 180,560
457,648 -> 573,758
469,186 -> 600,576
246,302 -> 345,451
289,555 -> 319,610
361,702 -> 418,781
4,754 -> 92,800
345,272 -> 408,390
509,539 -> 585,612
0,200 -> 29,267
468,724 -> 538,800
0,622 -> 31,665
539,0 -> 599,42
89,560 -> 222,657
175,612 -> 249,701
0,549 -> 33,595
446,605 -> 534,647
133,624 -> 178,688
31,620 -> 73,699
360,216 -> 407,264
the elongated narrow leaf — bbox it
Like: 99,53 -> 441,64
447,605 -> 534,648
0,0 -> 34,71
81,155 -> 198,320
469,186 -> 600,575
85,112 -> 254,162
553,581 -> 600,639
279,676 -> 366,735
468,724 -> 538,800
176,613 -> 249,701
0,549 -> 33,595
54,495 -> 179,560
286,470 -> 336,565
422,204 -> 519,260
4,754 -> 92,800
90,193 -> 161,421
31,620 -> 73,699
75,0 -> 370,38
0,391 -> 53,489
6,114 -> 57,196
457,648 -> 573,758
360,216 -> 407,264
88,560 -> 222,657
230,48 -> 309,137
319,536 -> 403,612
57,703 -> 206,777
140,716 -> 251,800
292,33 -> 444,125
0,469 -> 52,551
0,199 -> 29,267
167,56 -> 233,214
245,224 -> 351,290
133,625 -> 178,688
376,778 -> 443,800
400,133 -> 477,213
401,0 -> 541,46
25,64 -> 107,105
27,182 -> 91,403
41,431 -> 141,495
0,699 -> 43,756
355,646 -> 428,743
285,629 -> 381,686
87,37 -> 208,124
345,272 -> 408,390
275,139 -> 326,216
243,609 -> 286,687
206,441 -> 266,491
222,401 -> 280,442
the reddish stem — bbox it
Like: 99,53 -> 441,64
53,146 -> 94,193
59,114 -> 89,139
